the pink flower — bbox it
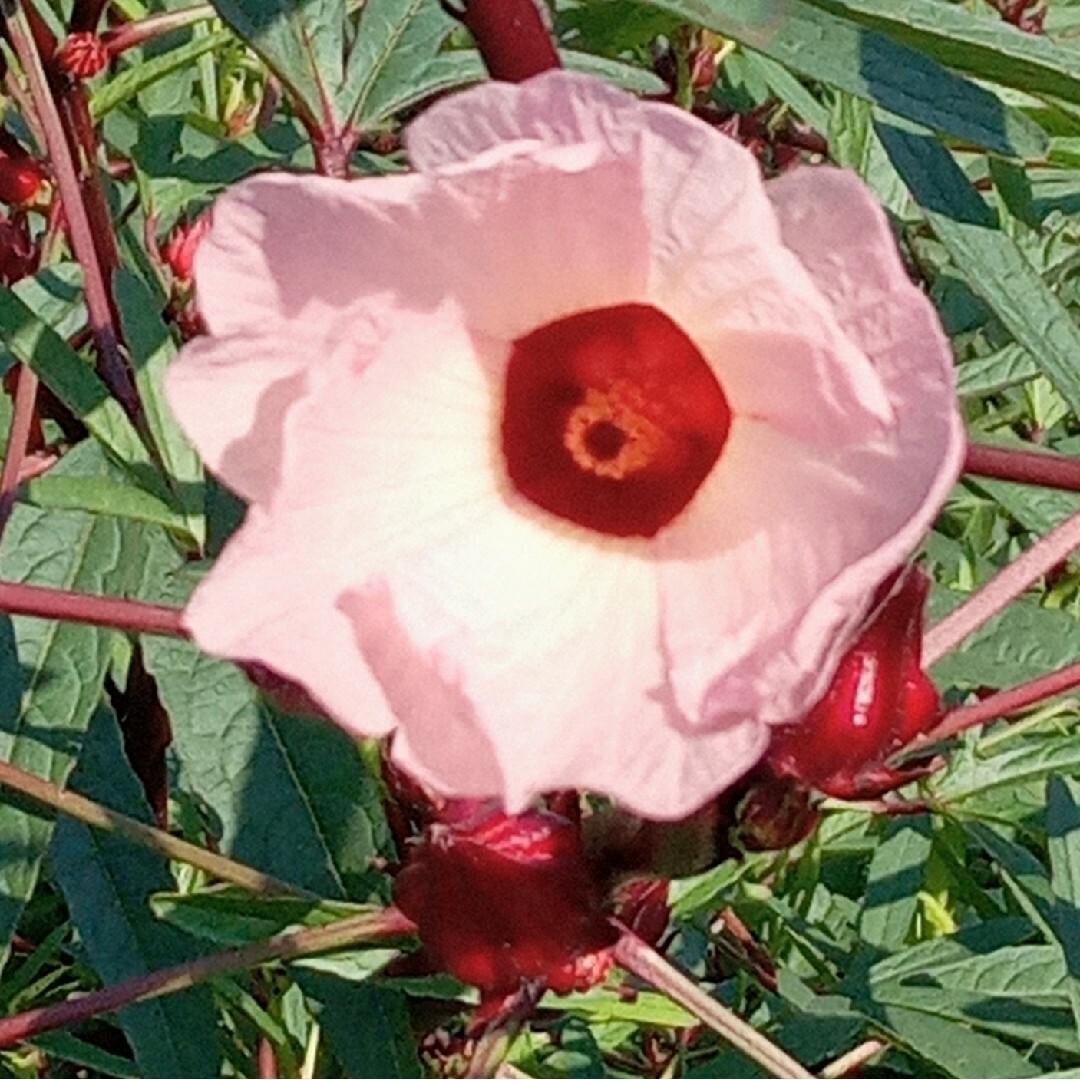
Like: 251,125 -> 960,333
165,72 -> 963,820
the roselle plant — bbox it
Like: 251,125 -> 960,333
2,0 -> 1080,1077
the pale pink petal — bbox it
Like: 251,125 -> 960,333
182,510 -> 395,737
765,165 -> 964,507
194,171 -> 426,338
341,536 -> 768,821
164,333 -> 309,504
657,420 -> 908,728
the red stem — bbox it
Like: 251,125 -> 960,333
0,582 -> 187,637
919,658 -> 1080,744
0,366 -> 41,539
454,0 -> 561,82
5,5 -> 138,420
0,907 -> 416,1050
964,442 -> 1080,494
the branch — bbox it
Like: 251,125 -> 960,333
0,907 -> 416,1049
613,929 -> 812,1079
0,364 -> 40,539
0,755 -> 308,899
918,657 -> 1080,744
0,581 -> 187,637
965,442 -> 1080,495
923,505 -> 1080,665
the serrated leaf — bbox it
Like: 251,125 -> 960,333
648,0 -> 1045,158
859,818 -> 932,950
804,0 -> 1080,108
23,474 -> 192,537
0,287 -> 173,506
957,345 -> 1040,397
1047,776 -> 1080,1036
151,887 -> 371,946
877,122 -> 1080,420
142,586 -> 392,899
298,975 -> 421,1078
932,732 -> 1080,806
208,0 -> 346,132
342,0 -> 454,127
114,270 -> 205,549
969,474 -> 1080,536
50,708 -> 224,1077
930,594 -> 1080,690
863,1004 -> 1041,1076
0,444 -> 168,969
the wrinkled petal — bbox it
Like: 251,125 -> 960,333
181,510 -> 395,737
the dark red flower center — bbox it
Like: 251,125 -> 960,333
500,303 -> 732,537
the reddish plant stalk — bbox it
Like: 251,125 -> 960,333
0,365 -> 42,538
0,908 -> 416,1050
5,5 -> 137,419
453,0 -> 561,82
100,4 -> 214,56
918,657 -> 1080,745
965,442 -> 1080,495
0,581 -> 187,637
924,505 -> 1080,666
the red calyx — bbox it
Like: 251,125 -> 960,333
393,803 -> 617,1002
766,566 -> 942,800
56,31 -> 110,80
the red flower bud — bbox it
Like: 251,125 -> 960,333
393,806 -> 616,1001
56,31 -> 109,79
766,566 -> 941,799
162,212 -> 212,283
0,157 -> 49,209
733,771 -> 819,851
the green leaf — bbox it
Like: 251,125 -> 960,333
113,270 -> 205,549
930,595 -> 1080,690
1047,776 -> 1080,1036
208,0 -> 346,132
50,708 -> 224,1077
648,0 -> 1045,158
859,819 -> 932,950
0,443 -> 166,969
803,0 -> 1080,109
23,474 -> 192,538
151,887 -> 372,946
341,0 -> 454,128
0,287 -> 173,506
932,732 -> 1080,806
957,344 -> 1040,397
298,975 -> 421,1078
876,122 -> 1080,420
142,583 -> 392,899
90,28 -> 232,121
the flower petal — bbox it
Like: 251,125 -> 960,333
165,333 -> 309,504
182,509 -> 395,736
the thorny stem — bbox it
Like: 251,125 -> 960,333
0,907 -> 417,1050
918,657 -> 1080,745
449,0 -> 561,82
923,504 -> 1080,666
0,756 -> 310,899
0,365 -> 40,538
613,929 -> 812,1079
0,581 -> 187,637
4,3 -> 137,418
965,442 -> 1080,495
